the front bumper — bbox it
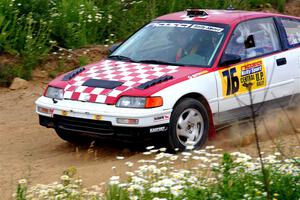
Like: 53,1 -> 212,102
36,96 -> 172,137
39,115 -> 169,140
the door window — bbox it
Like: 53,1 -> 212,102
280,18 -> 300,46
224,18 -> 281,61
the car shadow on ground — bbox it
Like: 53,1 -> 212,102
53,135 -> 168,159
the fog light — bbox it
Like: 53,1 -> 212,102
37,106 -> 53,115
117,118 -> 139,124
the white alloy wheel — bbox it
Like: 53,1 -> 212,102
176,108 -> 204,146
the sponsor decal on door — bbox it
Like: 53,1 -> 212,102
219,59 -> 266,97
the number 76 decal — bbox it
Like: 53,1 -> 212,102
219,59 -> 266,97
222,68 -> 239,95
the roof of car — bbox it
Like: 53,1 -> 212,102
156,9 -> 287,25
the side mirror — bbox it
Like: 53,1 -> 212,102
219,54 -> 241,66
108,43 -> 121,54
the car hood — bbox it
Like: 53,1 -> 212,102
49,59 -> 209,104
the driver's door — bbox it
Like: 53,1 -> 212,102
215,17 -> 283,123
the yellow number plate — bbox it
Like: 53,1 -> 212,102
219,59 -> 266,97
93,115 -> 103,120
61,110 -> 69,116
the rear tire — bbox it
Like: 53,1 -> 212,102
167,98 -> 209,151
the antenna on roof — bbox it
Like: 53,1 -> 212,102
226,4 -> 235,10
186,9 -> 208,17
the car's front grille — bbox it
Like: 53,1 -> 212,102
53,115 -> 114,135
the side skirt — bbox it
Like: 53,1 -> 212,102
213,94 -> 299,127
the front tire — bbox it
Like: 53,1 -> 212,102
168,98 -> 209,151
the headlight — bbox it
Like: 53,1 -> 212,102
45,86 -> 64,100
116,96 -> 163,108
116,96 -> 146,108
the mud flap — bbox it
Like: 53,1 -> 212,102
208,108 -> 217,139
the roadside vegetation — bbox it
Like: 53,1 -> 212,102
0,0 -> 287,85
14,146 -> 300,200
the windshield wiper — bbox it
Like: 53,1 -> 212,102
108,56 -> 184,66
136,59 -> 184,66
107,55 -> 136,62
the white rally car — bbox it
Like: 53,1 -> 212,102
36,9 -> 300,150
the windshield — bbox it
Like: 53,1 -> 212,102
110,21 -> 229,67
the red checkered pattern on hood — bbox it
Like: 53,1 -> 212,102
63,60 -> 179,104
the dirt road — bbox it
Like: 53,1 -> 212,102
0,82 -> 299,200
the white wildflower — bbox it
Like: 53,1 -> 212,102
109,176 -> 120,185
205,145 -> 215,149
150,149 -> 159,153
159,147 -> 167,152
132,176 -> 148,184
186,145 -> 194,150
160,166 -> 168,171
126,171 -> 134,176
130,195 -> 139,200
155,153 -> 165,160
18,179 -> 27,185
116,156 -> 125,160
171,185 -> 184,196
192,156 -> 201,160
125,161 -> 134,167
149,187 -> 160,193
170,155 -> 178,161
210,163 -> 219,168
60,175 -> 70,181
181,152 -> 192,156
